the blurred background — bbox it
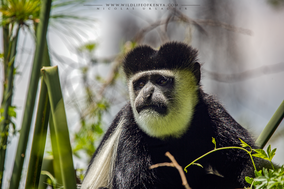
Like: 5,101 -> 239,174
1,0 -> 284,188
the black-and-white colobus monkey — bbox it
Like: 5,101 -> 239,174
81,42 -> 267,189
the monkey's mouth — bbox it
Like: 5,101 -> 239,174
136,103 -> 168,115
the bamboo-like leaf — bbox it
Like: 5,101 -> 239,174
256,100 -> 284,149
25,78 -> 50,189
41,66 -> 77,189
10,0 -> 52,188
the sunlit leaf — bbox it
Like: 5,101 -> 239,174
239,138 -> 250,148
212,137 -> 216,149
254,170 -> 263,177
193,163 -> 203,168
252,149 -> 269,160
8,106 -> 17,118
245,176 -> 254,184
266,145 -> 277,161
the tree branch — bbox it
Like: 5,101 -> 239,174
203,62 -> 284,83
150,152 -> 192,189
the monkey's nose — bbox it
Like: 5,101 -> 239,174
143,85 -> 154,99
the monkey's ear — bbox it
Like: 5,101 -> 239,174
193,62 -> 201,84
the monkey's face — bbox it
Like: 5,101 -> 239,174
132,70 -> 174,116
128,69 -> 199,139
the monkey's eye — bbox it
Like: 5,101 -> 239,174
134,80 -> 146,90
156,77 -> 170,86
138,81 -> 145,87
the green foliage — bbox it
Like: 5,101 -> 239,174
253,145 -> 276,162
0,0 -> 91,26
76,168 -> 85,183
245,166 -> 284,189
78,42 -> 97,53
184,138 -> 284,189
245,145 -> 283,189
69,41 -> 116,161
72,99 -> 108,159
0,106 -> 17,136
0,106 -> 16,121
41,171 -> 57,189
0,0 -> 97,187
0,0 -> 41,25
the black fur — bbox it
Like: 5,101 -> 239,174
89,90 -> 258,189
123,42 -> 199,80
86,42 -> 269,188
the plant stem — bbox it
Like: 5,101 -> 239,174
184,146 -> 257,173
0,25 -> 20,189
270,162 -> 275,170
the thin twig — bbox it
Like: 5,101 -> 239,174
203,62 -> 284,83
149,162 -> 175,169
150,152 -> 192,189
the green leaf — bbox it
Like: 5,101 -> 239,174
212,137 -> 216,149
267,181 -> 278,189
8,106 -> 17,118
255,170 -> 263,177
78,42 -> 97,53
42,66 -> 77,189
93,124 -> 103,134
266,145 -> 277,161
247,166 -> 284,188
255,180 -> 267,189
267,144 -> 271,154
41,170 -> 57,188
263,168 -> 269,178
254,176 -> 267,183
270,148 -> 277,161
245,176 -> 254,184
239,138 -> 250,148
192,163 -> 203,168
252,149 -> 269,160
